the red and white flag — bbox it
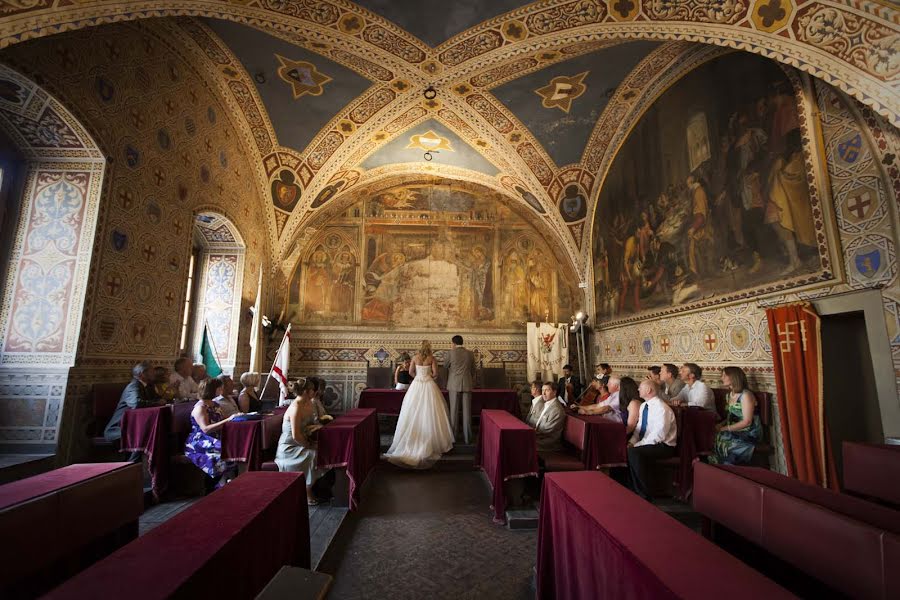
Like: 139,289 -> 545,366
272,324 -> 291,405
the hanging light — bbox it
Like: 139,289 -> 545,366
423,151 -> 433,161
423,85 -> 437,100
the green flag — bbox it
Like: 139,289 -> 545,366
200,325 -> 222,377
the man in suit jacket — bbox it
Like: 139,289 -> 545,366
104,361 -> 164,443
557,364 -> 583,403
446,335 -> 476,444
526,381 -> 566,452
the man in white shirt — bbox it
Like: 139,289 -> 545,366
627,379 -> 677,501
576,377 -> 622,423
526,381 -> 567,452
670,363 -> 715,411
169,357 -> 199,400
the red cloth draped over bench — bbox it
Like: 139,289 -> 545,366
221,407 -> 288,470
358,388 -> 520,417
316,408 -> 379,510
537,471 -> 794,600
43,472 -> 310,600
474,409 -> 538,524
693,462 -> 900,599
842,441 -> 900,506
570,414 -> 627,469
673,407 -> 717,499
121,405 -> 172,498
1,463 -> 142,594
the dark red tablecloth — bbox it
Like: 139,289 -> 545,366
0,462 -> 133,510
474,409 -> 538,524
43,472 -> 310,600
316,408 -> 379,510
719,465 -> 900,535
571,414 -> 627,469
121,405 -> 172,499
261,407 -> 288,451
358,388 -> 520,417
674,407 -> 717,500
221,408 -> 289,470
536,471 -> 794,600
842,442 -> 900,506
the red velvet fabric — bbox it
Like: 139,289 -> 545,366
674,407 -> 717,500
536,471 -> 793,600
316,408 -> 379,510
358,388 -> 520,417
0,462 -> 132,510
474,409 -> 538,523
43,472 -> 310,600
842,442 -> 900,506
1,463 -> 142,590
221,419 -> 263,469
261,407 -> 288,451
718,465 -> 900,534
570,414 -> 627,469
121,406 -> 172,499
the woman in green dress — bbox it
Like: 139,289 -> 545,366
710,366 -> 761,465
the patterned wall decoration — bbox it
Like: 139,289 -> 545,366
197,253 -> 242,369
592,53 -> 837,325
593,80 -> 900,473
0,21 -> 270,458
288,177 -> 579,330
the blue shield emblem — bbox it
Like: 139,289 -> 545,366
124,145 -> 140,168
95,76 -> 114,103
642,338 -> 652,354
111,230 -> 128,251
855,249 -> 881,278
838,133 -> 862,164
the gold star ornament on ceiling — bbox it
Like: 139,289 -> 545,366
535,71 -> 589,113
275,54 -> 332,99
406,130 -> 454,152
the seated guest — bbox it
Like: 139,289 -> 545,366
647,366 -> 661,385
169,356 -> 199,401
214,376 -> 242,417
186,377 -> 238,489
627,379 -> 677,501
104,361 -> 164,443
557,364 -> 582,403
237,372 -> 262,413
526,381 -> 567,452
276,377 -> 324,505
192,363 -> 208,384
578,376 -> 620,421
395,354 -> 413,390
660,363 -> 684,402
152,366 -> 176,403
529,380 -> 542,402
710,366 -> 761,465
617,377 -> 643,433
670,363 -> 715,410
309,377 -> 334,423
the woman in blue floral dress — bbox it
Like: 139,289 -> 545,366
185,377 -> 239,487
710,367 -> 762,465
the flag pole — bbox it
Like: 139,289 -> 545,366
204,320 -> 224,375
261,324 -> 291,400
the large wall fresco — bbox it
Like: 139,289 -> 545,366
592,52 -> 830,323
289,179 -> 577,330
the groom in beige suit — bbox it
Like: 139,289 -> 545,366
446,335 -> 476,444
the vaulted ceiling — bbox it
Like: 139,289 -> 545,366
1,0 -> 896,282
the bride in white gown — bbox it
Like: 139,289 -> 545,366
384,340 -> 454,468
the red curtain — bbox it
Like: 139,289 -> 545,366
766,302 -> 838,489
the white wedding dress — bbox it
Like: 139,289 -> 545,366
384,363 -> 454,468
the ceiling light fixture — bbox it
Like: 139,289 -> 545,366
254,72 -> 267,84
423,85 -> 437,100
423,151 -> 433,161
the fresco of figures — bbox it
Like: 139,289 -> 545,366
289,180 -> 577,329
592,52 -> 822,321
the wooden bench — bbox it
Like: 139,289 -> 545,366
0,462 -> 142,598
842,441 -> 900,507
255,566 -> 333,600
87,382 -> 128,449
43,471 -> 311,599
537,471 -> 793,599
693,462 -> 900,599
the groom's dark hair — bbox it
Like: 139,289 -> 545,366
452,335 -> 464,345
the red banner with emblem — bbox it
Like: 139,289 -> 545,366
766,302 -> 837,489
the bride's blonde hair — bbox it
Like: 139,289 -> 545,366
419,340 -> 433,359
